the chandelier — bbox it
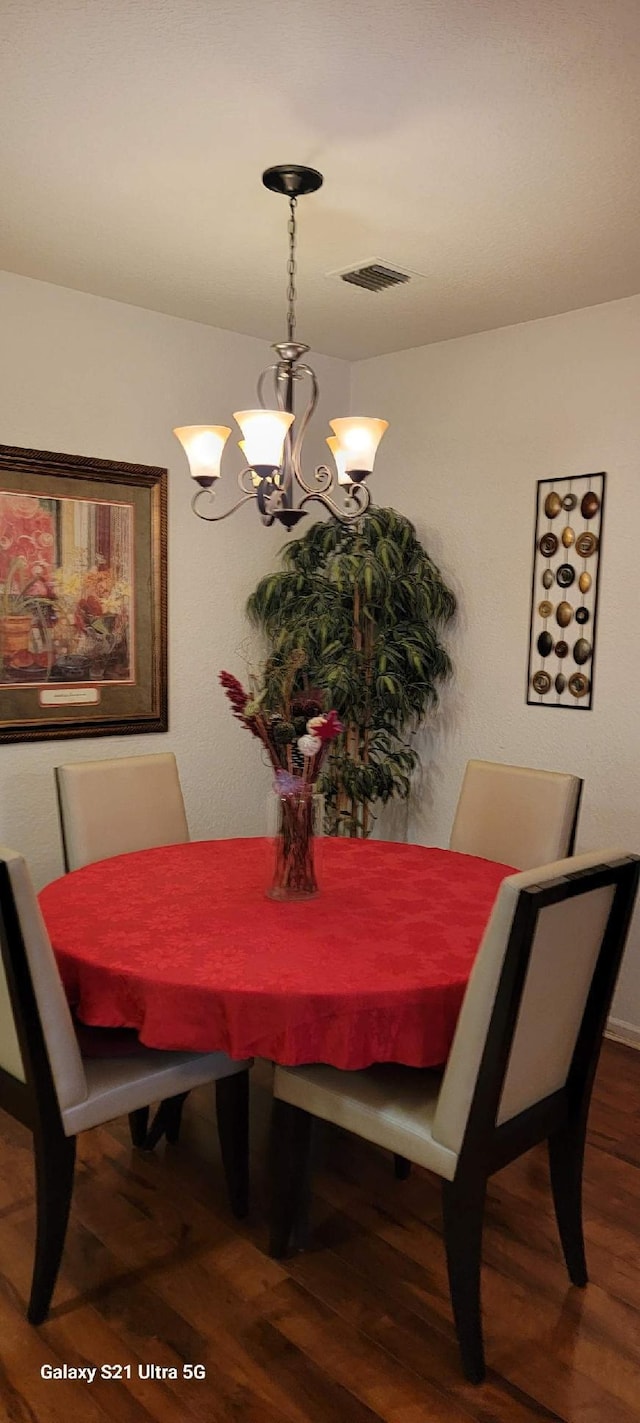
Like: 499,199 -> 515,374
173,165 -> 388,529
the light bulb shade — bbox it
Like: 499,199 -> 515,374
239,441 -> 264,488
173,425 -> 231,485
326,436 -> 353,486
233,409 -> 294,469
328,417 -> 389,478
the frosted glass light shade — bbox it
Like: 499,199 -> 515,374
326,436 -> 353,486
173,425 -> 231,484
239,441 -> 264,488
328,417 -> 389,476
233,409 -> 294,469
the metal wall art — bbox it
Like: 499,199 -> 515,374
527,472 -> 605,710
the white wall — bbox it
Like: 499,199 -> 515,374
352,294 -> 640,1037
0,271 -> 349,889
3,269 -> 639,1034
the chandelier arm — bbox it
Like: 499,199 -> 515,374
296,459 -> 332,496
290,364 -> 318,479
297,479 -> 372,523
263,487 -> 285,516
191,488 -> 259,523
238,465 -> 259,495
257,364 -> 283,410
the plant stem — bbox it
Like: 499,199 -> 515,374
252,712 -> 281,773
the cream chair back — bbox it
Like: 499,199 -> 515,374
0,849 -> 87,1112
432,849 -> 632,1158
449,759 -> 582,869
56,752 -> 189,871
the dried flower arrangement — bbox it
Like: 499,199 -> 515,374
219,651 -> 343,898
219,650 -> 343,792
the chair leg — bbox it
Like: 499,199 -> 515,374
269,1098 -> 314,1258
548,1122 -> 588,1286
143,1093 -> 189,1150
215,1071 -> 250,1220
394,1153 -> 412,1180
28,1129 -> 76,1325
441,1176 -> 487,1384
128,1106 -> 149,1147
164,1092 -> 189,1145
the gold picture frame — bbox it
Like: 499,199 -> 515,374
0,444 -> 167,742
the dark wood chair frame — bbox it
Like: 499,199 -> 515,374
270,853 -> 639,1383
0,861 -> 249,1324
392,775 -> 584,1183
565,776 -> 584,856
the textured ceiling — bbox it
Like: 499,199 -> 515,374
2,0 -> 640,360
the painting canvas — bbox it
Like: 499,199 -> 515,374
0,445 -> 166,742
0,492 -> 134,687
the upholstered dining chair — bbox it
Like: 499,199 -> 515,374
55,751 -> 189,872
269,849 -> 639,1383
0,847 -> 250,1324
449,758 -> 583,869
55,751 -> 192,1149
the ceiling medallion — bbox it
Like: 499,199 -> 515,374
173,165 -> 388,528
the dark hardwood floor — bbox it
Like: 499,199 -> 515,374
0,1039 -> 638,1422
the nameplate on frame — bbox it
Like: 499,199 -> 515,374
39,688 -> 101,707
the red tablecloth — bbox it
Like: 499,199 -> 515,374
39,839 -> 515,1070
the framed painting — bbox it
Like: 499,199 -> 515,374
0,444 -> 167,742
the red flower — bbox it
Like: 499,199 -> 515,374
219,669 -> 249,717
314,709 -> 343,742
219,670 -> 263,741
74,594 -> 103,631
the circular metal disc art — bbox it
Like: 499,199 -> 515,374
573,638 -> 592,665
544,492 -> 562,518
569,673 -> 590,699
529,474 -> 604,711
581,491 -> 600,519
575,531 -> 598,558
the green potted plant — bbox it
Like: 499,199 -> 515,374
247,506 -> 456,837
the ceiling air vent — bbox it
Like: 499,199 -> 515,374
338,261 -> 412,293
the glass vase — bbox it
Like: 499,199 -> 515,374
268,785 -> 320,901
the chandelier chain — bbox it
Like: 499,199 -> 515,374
286,197 -> 297,340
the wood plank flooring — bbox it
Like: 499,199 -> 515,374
0,1039 -> 638,1422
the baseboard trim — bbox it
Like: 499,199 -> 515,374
605,1017 -> 640,1050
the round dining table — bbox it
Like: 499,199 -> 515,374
39,838 -> 516,1070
